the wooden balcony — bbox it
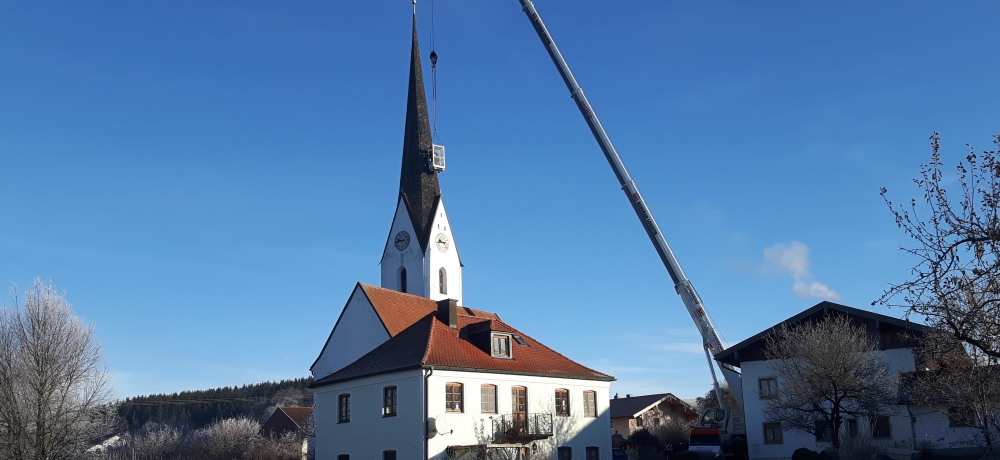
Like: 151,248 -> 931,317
491,413 -> 553,443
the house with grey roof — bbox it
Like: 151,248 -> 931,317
609,393 -> 698,438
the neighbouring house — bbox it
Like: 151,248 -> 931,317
713,301 -> 999,460
610,393 -> 698,438
261,407 -> 314,460
261,406 -> 313,437
308,13 -> 615,460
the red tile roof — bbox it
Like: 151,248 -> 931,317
313,288 -> 613,387
360,283 -> 438,336
360,283 -> 500,335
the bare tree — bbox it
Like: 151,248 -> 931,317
878,133 -> 1000,359
761,315 -> 897,449
0,279 -> 114,459
905,334 -> 1000,455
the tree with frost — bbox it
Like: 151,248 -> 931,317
0,279 -> 114,459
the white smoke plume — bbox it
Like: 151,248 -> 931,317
763,241 -> 841,301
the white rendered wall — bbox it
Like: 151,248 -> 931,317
742,348 -> 917,460
424,199 -> 462,305
426,370 -> 612,460
910,405 -> 1000,450
311,286 -> 390,379
381,198 -> 427,298
314,370 -> 424,460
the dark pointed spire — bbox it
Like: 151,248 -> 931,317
399,17 -> 440,253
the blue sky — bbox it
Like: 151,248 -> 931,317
2,1 -> 998,400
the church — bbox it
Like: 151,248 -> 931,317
309,13 -> 614,460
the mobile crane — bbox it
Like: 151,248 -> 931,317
516,1 -> 747,456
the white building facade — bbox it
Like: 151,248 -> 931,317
714,302 -> 992,460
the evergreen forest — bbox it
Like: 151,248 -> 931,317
117,377 -> 313,431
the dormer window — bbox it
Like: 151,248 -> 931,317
492,333 -> 512,359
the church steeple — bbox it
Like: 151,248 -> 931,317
399,18 -> 440,253
381,13 -> 462,305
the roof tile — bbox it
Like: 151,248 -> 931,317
314,288 -> 613,387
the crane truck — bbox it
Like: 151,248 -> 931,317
516,1 -> 747,457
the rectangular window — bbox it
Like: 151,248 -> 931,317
338,455 -> 349,460
583,391 -> 597,417
763,422 -> 783,444
446,383 -> 464,412
383,451 -> 396,460
586,447 -> 599,460
338,394 -> 350,423
872,415 -> 891,438
558,446 -> 572,460
758,378 -> 778,399
512,386 -> 527,415
492,334 -> 511,358
383,386 -> 397,417
481,384 -> 497,414
814,420 -> 832,442
555,389 -> 570,416
847,419 -> 859,438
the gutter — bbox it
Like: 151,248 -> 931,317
424,367 -> 434,460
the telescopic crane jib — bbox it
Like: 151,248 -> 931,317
516,0 -> 745,411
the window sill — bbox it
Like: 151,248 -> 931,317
383,413 -> 397,418
337,420 -> 350,424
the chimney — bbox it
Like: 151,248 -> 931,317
614,393 -> 619,399
626,394 -> 632,398
437,298 -> 458,329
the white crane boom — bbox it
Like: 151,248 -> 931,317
517,0 -> 744,409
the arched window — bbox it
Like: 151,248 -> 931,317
439,267 -> 447,294
399,267 -> 407,293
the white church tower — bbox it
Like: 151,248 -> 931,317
379,23 -> 463,305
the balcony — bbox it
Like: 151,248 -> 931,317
491,413 -> 553,443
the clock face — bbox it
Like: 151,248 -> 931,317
435,233 -> 449,252
394,231 -> 410,251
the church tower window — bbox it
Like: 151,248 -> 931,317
439,268 -> 447,294
399,267 -> 407,293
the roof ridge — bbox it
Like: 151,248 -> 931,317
420,313 -> 443,365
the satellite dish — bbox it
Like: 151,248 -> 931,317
427,418 -> 438,438
436,414 -> 450,434
427,415 -> 451,439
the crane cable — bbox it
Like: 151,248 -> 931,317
429,0 -> 439,142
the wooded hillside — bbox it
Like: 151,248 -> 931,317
117,377 -> 312,431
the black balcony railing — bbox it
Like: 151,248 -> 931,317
491,413 -> 553,442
